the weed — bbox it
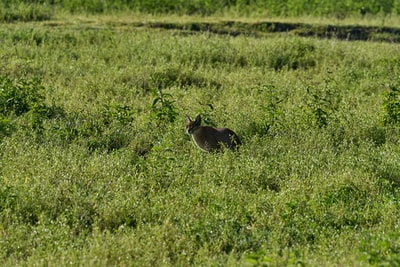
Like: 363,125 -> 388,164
383,85 -> 400,125
247,84 -> 285,136
151,87 -> 178,124
305,79 -> 341,129
102,103 -> 134,126
0,115 -> 12,138
0,76 -> 53,132
0,76 -> 44,116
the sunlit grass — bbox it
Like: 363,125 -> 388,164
0,13 -> 400,266
49,12 -> 400,28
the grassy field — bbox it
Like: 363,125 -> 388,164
1,9 -> 400,266
1,0 -> 400,19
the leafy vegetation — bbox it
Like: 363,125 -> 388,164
0,7 -> 400,267
383,84 -> 400,125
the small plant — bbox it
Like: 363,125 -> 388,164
150,87 -> 178,123
382,85 -> 400,125
261,85 -> 284,133
0,76 -> 43,116
0,76 -> 50,130
0,115 -> 12,138
305,82 -> 340,128
248,85 -> 284,136
103,103 -> 134,125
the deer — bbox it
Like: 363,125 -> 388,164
185,114 -> 241,152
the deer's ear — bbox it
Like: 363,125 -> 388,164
195,114 -> 201,124
185,114 -> 192,122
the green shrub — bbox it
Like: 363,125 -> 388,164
305,82 -> 340,129
151,88 -> 178,124
383,85 -> 400,125
0,76 -> 53,130
0,115 -> 12,138
246,85 -> 285,136
0,76 -> 45,116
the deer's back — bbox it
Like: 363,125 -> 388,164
192,126 -> 241,152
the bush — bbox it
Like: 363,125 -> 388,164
0,76 -> 53,131
0,77 -> 45,116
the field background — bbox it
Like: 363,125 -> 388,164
1,1 -> 400,266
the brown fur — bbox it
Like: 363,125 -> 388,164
185,114 -> 241,152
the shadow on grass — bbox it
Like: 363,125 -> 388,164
135,20 -> 400,43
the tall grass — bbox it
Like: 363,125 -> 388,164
0,2 -> 53,22
0,18 -> 400,266
0,0 -> 400,21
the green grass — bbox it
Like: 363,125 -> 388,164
1,13 -> 400,266
1,0 -> 400,18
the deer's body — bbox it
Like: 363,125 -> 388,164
186,115 -> 241,152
